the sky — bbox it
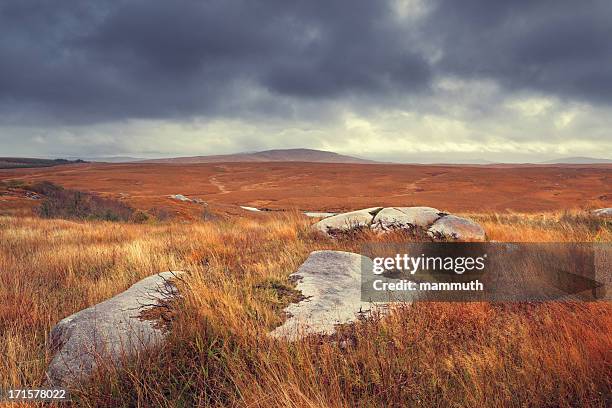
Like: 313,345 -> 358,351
1,0 -> 611,163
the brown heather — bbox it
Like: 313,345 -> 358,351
0,212 -> 610,407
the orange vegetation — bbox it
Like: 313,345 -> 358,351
1,162 -> 610,220
0,212 -> 610,407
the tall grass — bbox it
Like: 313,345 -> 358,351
0,211 -> 610,407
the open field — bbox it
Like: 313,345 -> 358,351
3,0 -> 611,406
1,162 -> 610,220
0,213 -> 610,406
0,163 -> 610,407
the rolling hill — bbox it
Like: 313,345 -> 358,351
540,156 -> 612,164
140,148 -> 378,164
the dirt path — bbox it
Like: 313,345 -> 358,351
209,175 -> 230,194
390,172 -> 446,198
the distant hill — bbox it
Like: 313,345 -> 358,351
141,148 -> 378,164
540,156 -> 612,164
0,157 -> 85,169
75,156 -> 143,163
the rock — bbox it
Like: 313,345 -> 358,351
592,208 -> 612,217
314,207 -> 382,235
240,206 -> 261,212
313,206 -> 486,241
270,251 -> 374,340
371,207 -> 442,232
427,215 -> 486,241
25,191 -> 41,200
46,272 -> 183,386
304,211 -> 337,218
169,194 -> 191,202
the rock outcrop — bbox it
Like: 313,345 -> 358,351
46,272 -> 182,386
593,208 -> 612,217
371,207 -> 443,232
314,206 -> 486,241
313,207 -> 382,235
427,215 -> 486,241
270,251 -> 374,340
169,194 -> 191,202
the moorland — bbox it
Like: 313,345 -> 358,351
0,161 -> 610,407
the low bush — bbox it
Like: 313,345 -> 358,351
28,181 -> 135,222
130,209 -> 151,224
1,179 -> 27,189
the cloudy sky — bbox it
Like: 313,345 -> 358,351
1,0 -> 611,162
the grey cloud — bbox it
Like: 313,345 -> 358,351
426,0 -> 612,104
2,0 -> 611,125
0,0 -> 611,161
0,0 -> 431,124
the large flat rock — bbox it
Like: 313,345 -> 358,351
270,251 -> 374,340
46,271 -> 182,386
427,215 -> 486,241
313,207 -> 381,235
371,206 -> 442,232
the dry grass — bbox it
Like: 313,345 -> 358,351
0,211 -> 610,407
475,210 -> 612,242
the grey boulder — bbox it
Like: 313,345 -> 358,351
313,206 -> 486,241
313,207 -> 381,235
46,271 -> 183,386
371,207 -> 443,232
270,251 -> 374,340
427,215 -> 486,241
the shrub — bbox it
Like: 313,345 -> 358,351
149,207 -> 173,221
29,181 -> 135,222
131,210 -> 151,224
2,179 -> 27,189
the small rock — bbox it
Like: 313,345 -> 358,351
304,212 -> 337,218
25,191 -> 41,200
427,215 -> 486,241
371,207 -> 442,232
240,206 -> 261,212
169,194 -> 191,202
270,251 -> 374,340
314,207 -> 382,235
592,208 -> 612,217
46,272 -> 182,386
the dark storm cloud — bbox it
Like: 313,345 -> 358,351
0,0 -> 430,123
426,0 -> 612,104
0,0 -> 611,126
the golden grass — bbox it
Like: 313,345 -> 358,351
0,211 -> 610,407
